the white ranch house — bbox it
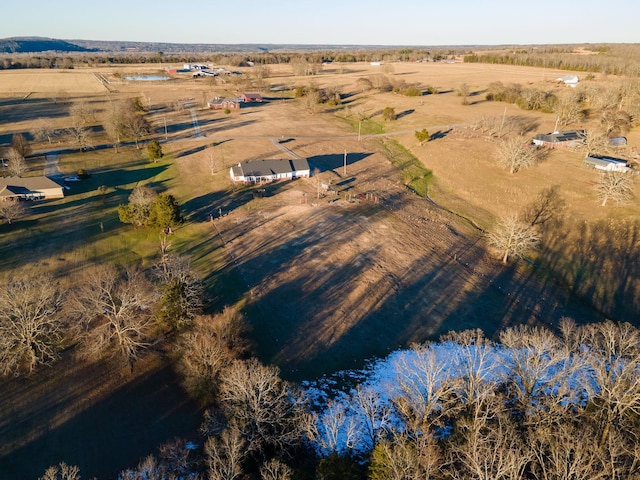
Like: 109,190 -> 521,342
0,176 -> 64,200
230,158 -> 311,184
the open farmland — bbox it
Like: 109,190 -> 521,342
0,60 -> 638,477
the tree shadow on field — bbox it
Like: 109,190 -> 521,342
429,129 -> 452,141
0,361 -> 201,480
539,218 -> 640,323
396,109 -> 415,119
308,152 -> 372,172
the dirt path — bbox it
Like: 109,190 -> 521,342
43,153 -> 62,178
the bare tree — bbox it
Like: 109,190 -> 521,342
582,128 -> 610,156
33,118 -> 58,145
446,409 -> 531,480
495,136 -> 541,174
38,462 -> 81,480
220,358 -> 304,456
580,321 -> 640,448
351,386 -> 391,449
66,100 -> 95,150
521,185 -> 566,228
205,427 -> 246,480
207,149 -> 218,175
72,265 -> 157,367
11,133 -> 32,158
553,89 -> 586,128
304,398 -> 359,455
487,214 -> 539,264
5,147 -> 27,176
600,107 -> 632,136
529,419 -> 608,480
391,343 -> 454,434
0,198 -> 27,224
0,275 -> 64,376
260,458 -> 292,480
178,308 -> 248,402
595,171 -> 634,206
498,325 -> 571,423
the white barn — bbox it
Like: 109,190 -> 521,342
230,158 -> 311,183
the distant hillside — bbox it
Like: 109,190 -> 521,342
0,37 -> 97,53
69,39 -> 416,54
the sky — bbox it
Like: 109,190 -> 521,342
2,0 -> 638,46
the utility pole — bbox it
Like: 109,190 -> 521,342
358,120 -> 361,141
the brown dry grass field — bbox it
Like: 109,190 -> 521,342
0,61 -> 638,477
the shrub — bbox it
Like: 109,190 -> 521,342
223,108 -> 231,115
77,169 -> 90,179
402,86 -> 422,97
415,129 -> 430,144
382,107 -> 396,121
147,139 -> 163,162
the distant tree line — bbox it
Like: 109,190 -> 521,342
0,48 -> 462,70
463,44 -> 640,76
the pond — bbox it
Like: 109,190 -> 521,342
124,75 -> 170,81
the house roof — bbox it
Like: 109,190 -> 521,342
0,176 -> 63,197
533,130 -> 585,143
234,158 -> 310,178
242,93 -> 263,100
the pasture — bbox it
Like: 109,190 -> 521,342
0,60 -> 638,477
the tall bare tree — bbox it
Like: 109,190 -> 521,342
5,147 -> 27,176
0,275 -> 65,376
595,171 -> 634,206
487,214 -> 539,264
220,359 -> 304,456
72,265 -> 157,367
11,133 -> 32,158
0,198 -> 27,224
38,462 -> 81,480
178,308 -> 248,402
66,100 -> 95,151
205,427 -> 246,480
33,118 -> 58,145
495,136 -> 541,174
259,458 -> 292,480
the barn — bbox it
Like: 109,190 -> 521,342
583,155 -> 632,173
230,158 -> 310,183
0,176 -> 64,200
240,93 -> 263,103
533,130 -> 585,148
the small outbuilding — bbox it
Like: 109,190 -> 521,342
583,155 -> 632,172
230,158 -> 310,183
557,75 -> 579,87
0,176 -> 64,200
533,130 -> 585,148
240,93 -> 263,103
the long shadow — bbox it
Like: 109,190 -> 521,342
307,152 -> 372,172
429,129 -> 452,141
0,362 -> 201,480
396,109 -> 415,119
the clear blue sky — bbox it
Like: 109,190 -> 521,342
3,0 -> 638,45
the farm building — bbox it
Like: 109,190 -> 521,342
208,98 -> 240,110
240,93 -> 263,103
0,176 -> 64,200
533,130 -> 585,148
583,155 -> 632,172
230,158 -> 310,183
